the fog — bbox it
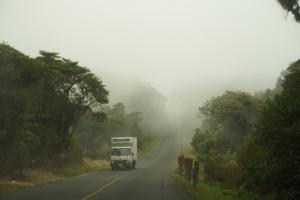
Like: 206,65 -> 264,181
1,0 -> 300,136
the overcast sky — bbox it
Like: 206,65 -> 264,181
1,0 -> 300,105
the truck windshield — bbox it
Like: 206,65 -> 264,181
111,148 -> 131,156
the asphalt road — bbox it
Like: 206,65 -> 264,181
1,135 -> 192,200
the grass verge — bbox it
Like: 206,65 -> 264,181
138,136 -> 159,156
0,159 -> 109,194
60,159 -> 109,177
172,170 -> 257,200
179,143 -> 196,160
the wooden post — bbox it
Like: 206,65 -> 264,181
193,161 -> 199,187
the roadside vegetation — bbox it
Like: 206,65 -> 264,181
0,43 -> 157,193
173,171 -> 256,200
186,2 -> 300,199
175,143 -> 258,200
138,136 -> 159,156
190,60 -> 300,200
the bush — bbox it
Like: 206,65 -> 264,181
54,141 -> 84,167
204,151 -> 241,187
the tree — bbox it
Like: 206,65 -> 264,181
191,91 -> 262,186
74,103 -> 146,159
0,43 -> 45,176
255,70 -> 286,100
36,50 -> 60,64
195,91 -> 262,154
277,0 -> 300,22
239,60 -> 300,199
0,43 -> 109,176
127,85 -> 168,134
35,51 -> 109,154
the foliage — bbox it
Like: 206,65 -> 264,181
204,151 -> 241,186
173,171 -> 257,200
126,85 -> 168,133
192,60 -> 300,199
277,0 -> 300,22
191,91 -> 261,187
0,43 -> 156,179
0,43 -> 109,177
255,70 -> 286,100
193,91 -> 262,156
75,103 -> 146,159
239,60 -> 300,199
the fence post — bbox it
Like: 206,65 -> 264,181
177,154 -> 199,187
193,160 -> 199,187
178,154 -> 184,175
184,158 -> 188,180
188,159 -> 193,182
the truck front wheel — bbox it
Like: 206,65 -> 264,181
133,161 -> 136,169
128,163 -> 132,170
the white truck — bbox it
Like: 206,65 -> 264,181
110,137 -> 137,170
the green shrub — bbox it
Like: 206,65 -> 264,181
204,151 -> 241,187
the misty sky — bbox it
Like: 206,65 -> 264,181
1,0 -> 300,105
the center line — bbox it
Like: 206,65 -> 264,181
81,175 -> 125,200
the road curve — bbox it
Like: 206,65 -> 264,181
1,135 -> 192,200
